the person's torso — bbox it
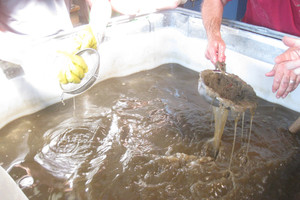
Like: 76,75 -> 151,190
0,0 -> 73,37
242,0 -> 300,36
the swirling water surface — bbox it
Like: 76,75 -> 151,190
0,64 -> 300,200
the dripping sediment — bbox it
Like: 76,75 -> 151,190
199,70 -> 257,166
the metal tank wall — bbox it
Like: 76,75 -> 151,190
0,8 -> 299,200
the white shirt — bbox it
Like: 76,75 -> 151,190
0,0 -> 73,37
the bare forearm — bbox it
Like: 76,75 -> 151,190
85,0 -> 92,8
201,0 -> 227,40
201,0 -> 229,64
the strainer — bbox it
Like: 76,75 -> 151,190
59,48 -> 100,94
198,69 -> 257,113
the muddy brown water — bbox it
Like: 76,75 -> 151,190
0,64 -> 299,200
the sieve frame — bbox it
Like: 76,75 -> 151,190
198,69 -> 257,113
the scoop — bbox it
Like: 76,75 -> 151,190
198,70 -> 221,108
59,0 -> 111,94
198,69 -> 257,113
59,48 -> 100,94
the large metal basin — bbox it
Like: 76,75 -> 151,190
0,8 -> 299,199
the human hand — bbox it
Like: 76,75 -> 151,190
265,36 -> 300,98
265,63 -> 300,98
205,35 -> 226,65
73,26 -> 98,52
276,36 -> 300,74
57,52 -> 88,84
62,26 -> 98,55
